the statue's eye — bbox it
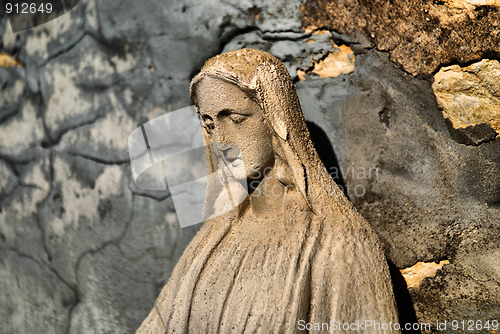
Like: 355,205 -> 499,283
200,114 -> 215,133
229,114 -> 248,124
202,120 -> 215,133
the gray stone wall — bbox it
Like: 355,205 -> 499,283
0,0 -> 498,333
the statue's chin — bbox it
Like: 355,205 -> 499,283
225,159 -> 244,179
246,169 -> 263,182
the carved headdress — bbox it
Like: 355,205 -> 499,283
190,48 -> 351,216
137,49 -> 400,334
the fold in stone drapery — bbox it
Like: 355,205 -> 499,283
137,49 -> 400,333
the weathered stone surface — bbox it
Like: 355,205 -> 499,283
445,121 -> 498,145
0,250 -> 75,333
298,44 -> 355,80
0,152 -> 51,264
296,78 -> 349,176
301,0 -> 500,76
339,49 -> 499,331
40,36 -> 116,142
0,160 -> 17,199
0,0 -> 498,332
38,154 -> 133,285
400,260 -> 449,288
433,59 -> 500,144
410,218 -> 500,327
0,101 -> 45,159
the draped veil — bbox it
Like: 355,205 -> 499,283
137,49 -> 400,334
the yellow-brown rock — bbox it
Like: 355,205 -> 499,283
432,59 -> 500,136
310,45 -> 355,78
400,260 -> 449,288
301,0 -> 500,75
441,0 -> 500,10
0,54 -> 22,67
297,44 -> 355,80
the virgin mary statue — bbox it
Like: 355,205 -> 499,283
137,49 -> 400,333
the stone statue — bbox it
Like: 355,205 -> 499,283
137,49 -> 400,333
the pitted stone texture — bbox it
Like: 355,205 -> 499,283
342,50 -> 499,264
222,28 -> 355,81
0,0 -> 308,333
296,78 -> 349,175
301,0 -> 500,76
339,50 -> 499,328
298,45 -> 355,80
40,36 -> 116,142
56,100 -> 138,163
0,0 -> 498,332
1,0 -> 98,71
0,250 -> 75,334
410,219 -> 500,328
0,152 -> 51,264
69,197 -> 199,333
0,160 -> 17,200
433,59 -> 500,144
0,101 -> 45,160
37,154 -> 133,286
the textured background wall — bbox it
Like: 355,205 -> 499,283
0,0 -> 498,333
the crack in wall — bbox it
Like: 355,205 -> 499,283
41,113 -> 104,149
3,1 -> 497,331
39,31 -> 88,68
67,151 -> 129,165
67,192 -> 135,333
0,105 -> 20,124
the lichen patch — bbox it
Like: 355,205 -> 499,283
400,260 -> 450,288
297,45 -> 355,80
0,54 -> 22,67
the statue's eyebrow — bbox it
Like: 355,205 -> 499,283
217,108 -> 252,117
199,108 -> 251,121
198,109 -> 232,120
217,109 -> 234,117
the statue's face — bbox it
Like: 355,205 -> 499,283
195,77 -> 275,181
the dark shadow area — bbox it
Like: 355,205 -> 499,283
305,121 -> 348,198
388,260 -> 421,333
444,118 -> 497,146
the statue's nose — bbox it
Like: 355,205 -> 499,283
211,127 -> 224,144
216,143 -> 240,161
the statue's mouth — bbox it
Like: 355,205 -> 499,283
229,158 -> 243,167
216,144 -> 241,162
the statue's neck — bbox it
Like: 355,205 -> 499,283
247,170 -> 286,220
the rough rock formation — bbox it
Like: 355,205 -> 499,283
301,0 -> 500,75
0,0 -> 498,333
433,59 -> 500,145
